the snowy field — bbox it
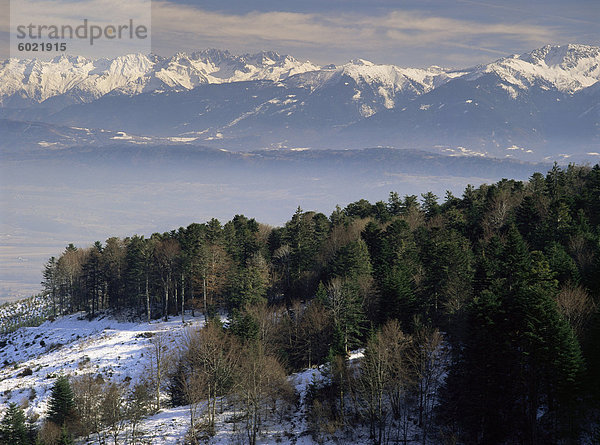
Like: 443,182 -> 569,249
0,312 -> 205,443
0,311 -> 373,444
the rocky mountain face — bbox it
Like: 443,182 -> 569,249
1,44 -> 598,161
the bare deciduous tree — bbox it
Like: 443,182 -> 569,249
71,374 -> 104,441
556,283 -> 596,338
235,341 -> 293,445
147,332 -> 171,411
181,320 -> 241,433
101,382 -> 127,445
358,319 -> 413,445
127,381 -> 152,445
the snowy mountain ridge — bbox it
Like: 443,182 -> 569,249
2,44 -> 598,108
469,44 -> 600,95
0,49 -> 320,107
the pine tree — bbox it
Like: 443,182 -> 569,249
0,403 -> 28,445
82,241 -> 103,317
42,256 -> 59,317
48,375 -> 75,427
124,235 -> 153,320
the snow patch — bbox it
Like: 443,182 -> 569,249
360,104 -> 376,117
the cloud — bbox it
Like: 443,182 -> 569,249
457,0 -> 599,26
150,1 -> 557,63
9,0 -> 151,24
0,0 -> 577,66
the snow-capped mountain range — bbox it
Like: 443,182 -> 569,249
2,44 -> 597,107
0,50 -> 320,107
1,44 -> 599,160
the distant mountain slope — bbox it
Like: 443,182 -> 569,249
469,44 -> 600,94
344,62 -> 600,158
1,44 -> 598,160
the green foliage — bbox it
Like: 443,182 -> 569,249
0,403 -> 28,445
443,226 -> 586,443
417,227 -> 474,325
322,278 -> 365,354
57,427 -> 73,445
227,254 -> 269,309
229,308 -> 260,342
545,241 -> 580,283
47,375 -> 75,427
330,239 -> 372,279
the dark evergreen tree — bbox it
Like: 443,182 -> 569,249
229,308 -> 260,342
442,226 -> 585,444
283,208 -> 330,299
47,375 -> 75,427
42,256 -> 60,317
420,191 -> 440,220
344,199 -> 374,219
82,241 -> 103,317
124,235 -> 153,320
102,237 -> 126,309
227,252 -> 269,310
545,241 -> 580,284
223,214 -> 259,265
387,191 -> 402,216
417,227 -> 473,327
0,403 -> 28,445
153,235 -> 181,321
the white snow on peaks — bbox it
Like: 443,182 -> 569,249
338,60 -> 456,96
472,44 -> 600,94
287,59 -> 461,115
349,58 -> 374,66
0,50 -> 320,106
1,45 -> 598,107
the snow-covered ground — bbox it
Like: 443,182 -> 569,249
0,312 -> 203,423
0,311 -> 369,444
1,310 -> 441,444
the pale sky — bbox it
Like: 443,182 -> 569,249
1,0 -> 599,67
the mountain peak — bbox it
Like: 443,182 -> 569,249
349,58 -> 375,66
1,45 -> 599,108
0,49 -> 319,106
472,43 -> 600,94
520,43 -> 600,68
190,48 -> 234,63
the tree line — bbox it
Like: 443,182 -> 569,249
35,163 -> 600,443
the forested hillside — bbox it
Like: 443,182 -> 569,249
36,163 -> 600,444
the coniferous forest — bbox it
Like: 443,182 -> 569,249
36,163 -> 600,444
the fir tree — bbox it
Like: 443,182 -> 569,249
0,403 -> 28,445
47,375 -> 75,427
